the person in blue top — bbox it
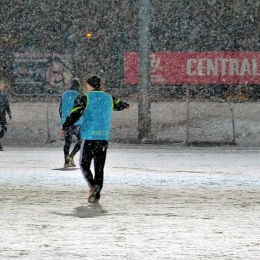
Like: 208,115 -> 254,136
59,78 -> 82,167
60,75 -> 129,203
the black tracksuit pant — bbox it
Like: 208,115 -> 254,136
0,124 -> 7,139
80,140 -> 108,200
64,125 -> 81,162
0,113 -> 7,141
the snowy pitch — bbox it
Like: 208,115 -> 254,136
0,144 -> 260,260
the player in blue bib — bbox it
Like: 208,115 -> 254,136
60,75 -> 129,203
59,78 -> 82,167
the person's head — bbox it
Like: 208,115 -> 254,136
0,81 -> 5,91
82,75 -> 101,93
70,78 -> 81,91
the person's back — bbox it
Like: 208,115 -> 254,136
60,78 -> 81,125
80,91 -> 113,141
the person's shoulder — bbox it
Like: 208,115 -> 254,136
76,90 -> 84,95
98,91 -> 113,99
62,89 -> 69,94
96,90 -> 111,96
76,92 -> 85,100
79,93 -> 87,101
103,91 -> 111,96
62,89 -> 76,96
69,88 -> 79,93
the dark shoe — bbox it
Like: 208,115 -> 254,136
88,185 -> 100,203
0,146 -> 3,151
64,162 -> 74,168
66,155 -> 76,167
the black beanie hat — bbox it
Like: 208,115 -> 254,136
70,78 -> 81,90
87,75 -> 101,89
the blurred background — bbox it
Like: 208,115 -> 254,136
1,0 -> 260,146
1,0 -> 260,101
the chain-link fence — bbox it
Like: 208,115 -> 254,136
4,98 -> 260,147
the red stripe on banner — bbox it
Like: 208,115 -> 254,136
124,52 -> 260,84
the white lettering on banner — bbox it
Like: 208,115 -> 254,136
207,59 -> 218,75
150,54 -> 161,73
241,59 -> 251,75
187,58 -> 260,76
219,59 -> 228,76
230,59 -> 239,75
252,59 -> 260,75
151,74 -> 165,83
187,59 -> 196,75
197,59 -> 206,76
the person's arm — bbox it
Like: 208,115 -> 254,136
112,97 -> 130,111
74,92 -> 83,107
59,97 -> 62,119
62,94 -> 86,130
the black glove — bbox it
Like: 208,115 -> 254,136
123,102 -> 130,109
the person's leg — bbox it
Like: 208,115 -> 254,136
0,124 -> 7,151
70,126 -> 82,157
80,140 -> 95,188
93,141 -> 108,200
64,127 -> 72,166
0,124 -> 7,138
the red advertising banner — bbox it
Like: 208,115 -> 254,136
124,52 -> 260,84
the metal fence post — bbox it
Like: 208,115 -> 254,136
138,0 -> 151,141
186,85 -> 190,145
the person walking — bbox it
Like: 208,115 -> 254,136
0,81 -> 12,151
60,75 -> 129,203
59,78 -> 82,167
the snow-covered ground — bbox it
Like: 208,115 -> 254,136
0,144 -> 260,259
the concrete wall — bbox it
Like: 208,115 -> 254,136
2,101 -> 260,147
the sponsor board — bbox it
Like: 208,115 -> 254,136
124,52 -> 260,85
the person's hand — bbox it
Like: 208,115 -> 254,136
60,130 -> 66,138
124,103 -> 130,109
